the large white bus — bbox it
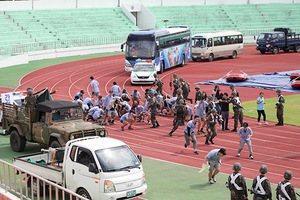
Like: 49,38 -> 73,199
191,31 -> 243,62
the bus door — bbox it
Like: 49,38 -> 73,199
207,38 -> 213,57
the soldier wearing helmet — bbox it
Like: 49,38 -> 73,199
194,85 -> 203,103
152,73 -> 164,96
276,170 -> 296,200
229,84 -> 239,97
176,88 -> 185,105
230,90 -> 243,132
251,165 -> 272,200
24,87 -> 38,108
171,73 -> 180,97
148,92 -> 160,128
169,99 -> 188,136
205,108 -> 222,145
227,163 -> 248,200
275,88 -> 285,126
179,77 -> 193,104
206,95 -> 216,116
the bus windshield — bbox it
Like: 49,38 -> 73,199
192,38 -> 206,48
126,40 -> 155,59
258,33 -> 278,41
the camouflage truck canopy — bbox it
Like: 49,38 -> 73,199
37,100 -> 80,112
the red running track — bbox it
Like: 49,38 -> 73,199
13,46 -> 300,188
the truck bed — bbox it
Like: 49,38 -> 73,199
13,151 -> 64,185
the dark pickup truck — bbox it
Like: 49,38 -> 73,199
256,28 -> 300,54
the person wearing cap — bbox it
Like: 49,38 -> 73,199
219,92 -> 230,131
205,148 -> 227,184
171,73 -> 180,97
120,110 -> 135,131
195,96 -> 208,134
230,91 -> 243,132
227,163 -> 248,200
276,170 -> 296,200
74,90 -> 84,101
252,165 -> 272,200
183,115 -> 199,155
275,89 -> 285,126
237,122 -> 253,159
195,85 -> 203,103
131,89 -> 141,104
111,82 -> 121,97
257,92 -> 268,125
205,108 -> 222,145
90,76 -> 100,97
152,74 -> 164,96
169,99 -> 188,136
180,77 -> 193,104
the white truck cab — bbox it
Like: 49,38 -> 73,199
13,136 -> 147,200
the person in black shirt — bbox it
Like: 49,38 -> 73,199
219,92 -> 230,131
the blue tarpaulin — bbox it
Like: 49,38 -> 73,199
196,70 -> 300,93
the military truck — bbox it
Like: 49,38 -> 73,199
2,99 -> 107,152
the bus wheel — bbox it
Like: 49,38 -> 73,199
231,51 -> 237,59
180,55 -> 185,67
260,50 -> 265,54
272,47 -> 279,54
208,54 -> 214,62
159,62 -> 165,74
294,45 -> 300,53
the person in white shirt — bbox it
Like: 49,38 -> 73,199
90,76 -> 100,97
111,82 -> 121,97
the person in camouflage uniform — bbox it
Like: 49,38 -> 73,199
275,89 -> 285,126
169,99 -> 188,136
276,171 -> 297,200
251,165 -> 272,200
230,91 -> 243,132
179,77 -> 193,104
176,88 -> 185,105
172,73 -> 180,97
25,87 -> 38,108
206,95 -> 216,116
227,163 -> 248,200
149,92 -> 160,128
195,85 -> 203,103
205,109 -> 222,145
153,74 -> 164,96
230,84 -> 239,97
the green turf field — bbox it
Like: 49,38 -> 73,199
0,52 -> 124,88
241,94 -> 300,126
2,133 -> 299,200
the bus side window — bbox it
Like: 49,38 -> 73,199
207,38 -> 212,47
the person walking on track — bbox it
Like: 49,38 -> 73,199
183,115 -> 199,155
205,148 -> 227,184
237,122 -> 253,159
90,76 -> 100,97
205,109 -> 222,145
227,163 -> 248,200
169,99 -> 188,136
172,73 -> 180,97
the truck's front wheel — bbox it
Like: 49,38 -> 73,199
10,130 -> 26,152
50,140 -> 61,148
272,47 -> 279,54
294,45 -> 300,53
77,188 -> 91,199
260,50 -> 265,54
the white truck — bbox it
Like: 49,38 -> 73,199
13,136 -> 147,200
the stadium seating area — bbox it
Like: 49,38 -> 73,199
1,4 -> 300,54
0,8 -> 137,51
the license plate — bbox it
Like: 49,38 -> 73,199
126,190 -> 136,198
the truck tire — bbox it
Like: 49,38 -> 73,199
180,55 -> 185,67
50,140 -> 61,148
10,130 -> 26,152
27,177 -> 47,196
208,53 -> 214,62
230,50 -> 237,59
260,50 -> 265,54
283,48 -> 289,53
294,45 -> 300,53
77,188 -> 91,199
272,47 -> 279,54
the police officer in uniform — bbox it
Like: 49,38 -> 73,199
179,77 -> 193,104
275,89 -> 285,126
227,163 -> 248,200
231,91 -> 243,132
251,165 -> 272,200
153,74 -> 164,96
276,170 -> 297,200
195,85 -> 203,103
149,92 -> 160,128
172,73 -> 180,97
169,99 -> 188,136
205,109 -> 222,145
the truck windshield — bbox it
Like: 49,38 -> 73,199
52,108 -> 82,121
95,145 -> 140,172
192,38 -> 206,48
258,33 -> 278,41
